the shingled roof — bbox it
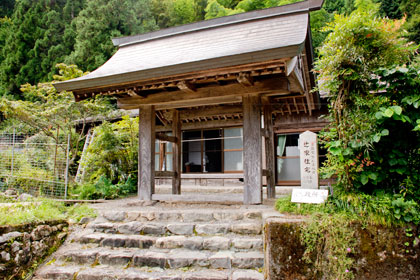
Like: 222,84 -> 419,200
54,0 -> 323,93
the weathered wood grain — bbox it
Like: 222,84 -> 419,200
242,94 -> 262,205
172,109 -> 181,195
117,78 -> 289,110
138,105 -> 156,201
263,98 -> 276,198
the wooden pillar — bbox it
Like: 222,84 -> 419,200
172,109 -> 181,194
138,105 -> 155,201
263,97 -> 276,199
243,93 -> 262,205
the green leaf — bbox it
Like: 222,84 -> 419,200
396,168 -> 406,175
342,148 -> 352,156
404,216 -> 412,222
329,147 -> 341,156
381,129 -> 389,136
389,159 -> 398,166
368,173 -> 378,180
391,106 -> 402,115
360,174 -> 369,185
375,112 -> 383,119
384,108 -> 394,117
373,134 -> 381,142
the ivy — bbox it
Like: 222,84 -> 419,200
316,1 -> 419,196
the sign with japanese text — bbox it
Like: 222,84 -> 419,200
299,131 -> 319,189
291,188 -> 328,204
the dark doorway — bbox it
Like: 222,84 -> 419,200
182,129 -> 222,173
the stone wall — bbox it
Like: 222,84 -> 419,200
264,217 -> 420,280
0,221 -> 68,279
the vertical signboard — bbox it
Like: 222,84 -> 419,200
299,131 -> 319,189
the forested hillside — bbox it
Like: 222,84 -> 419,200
0,0 -> 418,99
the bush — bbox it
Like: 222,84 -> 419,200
72,175 -> 136,200
82,116 -> 138,185
316,2 -> 419,202
276,192 -> 420,280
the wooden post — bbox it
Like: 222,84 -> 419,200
263,97 -> 276,199
243,93 -> 262,205
172,109 -> 181,194
138,105 -> 155,201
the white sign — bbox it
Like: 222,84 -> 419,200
299,131 -> 319,189
291,188 -> 329,204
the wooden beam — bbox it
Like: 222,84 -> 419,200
156,133 -> 177,143
156,111 -> 169,126
179,105 -> 242,120
263,98 -> 276,199
243,93 -> 262,205
177,80 -> 196,93
237,73 -> 254,86
172,109 -> 182,195
159,142 -> 165,171
156,171 -> 176,177
156,118 -> 243,132
138,105 -> 155,201
73,59 -> 287,97
117,78 -> 289,110
286,56 -> 305,94
293,98 -> 300,114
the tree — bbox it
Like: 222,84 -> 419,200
0,17 -> 12,96
205,0 -> 243,19
316,1 -> 417,193
400,0 -> 420,44
0,0 -> 15,18
379,0 -> 402,19
0,64 -> 115,167
66,0 -> 158,72
0,0 -> 84,97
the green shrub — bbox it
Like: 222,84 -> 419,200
72,175 -> 136,200
276,192 -> 420,280
316,1 -> 419,200
83,116 -> 139,185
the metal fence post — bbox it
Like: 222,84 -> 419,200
10,128 -> 16,179
64,134 -> 70,199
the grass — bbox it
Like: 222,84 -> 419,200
275,195 -> 331,215
0,198 -> 97,226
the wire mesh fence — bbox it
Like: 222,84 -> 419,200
0,130 -> 69,198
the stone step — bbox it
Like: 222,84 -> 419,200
58,247 -> 264,269
88,221 -> 263,236
35,264 -> 264,280
98,209 -> 264,223
77,232 -> 263,251
154,185 -> 294,196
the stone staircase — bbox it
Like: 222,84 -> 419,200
34,199 -> 280,280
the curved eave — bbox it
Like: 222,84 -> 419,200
55,44 -> 304,93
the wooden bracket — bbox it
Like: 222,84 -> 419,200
177,80 -> 196,93
127,89 -> 142,97
237,73 -> 254,87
